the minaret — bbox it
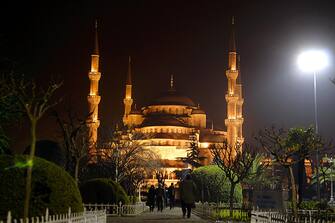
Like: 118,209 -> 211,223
123,56 -> 133,126
87,20 -> 101,156
225,17 -> 244,149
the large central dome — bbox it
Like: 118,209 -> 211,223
150,89 -> 196,107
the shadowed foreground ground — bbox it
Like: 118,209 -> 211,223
107,207 -> 210,223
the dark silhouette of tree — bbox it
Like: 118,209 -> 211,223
182,131 -> 204,169
210,141 -> 257,218
10,75 -> 61,219
256,126 -> 327,218
90,130 -> 160,196
53,108 -> 91,184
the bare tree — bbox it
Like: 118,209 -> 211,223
96,131 -> 161,195
210,141 -> 257,218
53,108 -> 91,184
10,75 -> 61,219
255,126 -> 326,218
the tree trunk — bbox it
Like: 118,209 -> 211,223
24,119 -> 37,219
229,182 -> 236,219
74,158 -> 80,184
297,159 -> 305,206
288,166 -> 298,219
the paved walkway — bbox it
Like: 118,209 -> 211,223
107,207 -> 210,223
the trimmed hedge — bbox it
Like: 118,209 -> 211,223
0,155 -> 83,219
80,178 -> 129,204
191,165 -> 243,203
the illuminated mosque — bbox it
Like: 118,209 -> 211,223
86,19 -> 244,184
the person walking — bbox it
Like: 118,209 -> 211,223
147,185 -> 156,212
168,183 -> 175,209
180,174 -> 197,218
156,184 -> 165,212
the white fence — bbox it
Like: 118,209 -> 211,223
251,211 -> 286,223
0,208 -> 106,223
84,202 -> 148,217
251,210 -> 335,223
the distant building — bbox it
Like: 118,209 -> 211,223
86,18 -> 244,185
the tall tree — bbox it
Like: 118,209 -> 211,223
210,141 -> 257,218
182,131 -> 204,169
92,130 -> 161,195
256,126 -> 326,218
243,154 -> 273,190
10,75 -> 61,218
53,108 -> 91,183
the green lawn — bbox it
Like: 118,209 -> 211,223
212,209 -> 250,221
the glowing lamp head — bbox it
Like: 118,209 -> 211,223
297,50 -> 329,73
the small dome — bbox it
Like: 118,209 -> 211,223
150,90 -> 196,107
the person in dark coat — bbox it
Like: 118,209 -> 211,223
180,174 -> 197,218
168,183 -> 175,209
147,185 -> 156,212
156,184 -> 165,212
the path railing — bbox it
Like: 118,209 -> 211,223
193,202 -> 245,220
251,210 -> 335,223
0,208 -> 106,223
84,202 -> 148,217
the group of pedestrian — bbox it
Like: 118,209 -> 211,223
147,183 -> 176,212
146,174 -> 196,219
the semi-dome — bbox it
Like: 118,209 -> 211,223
150,90 -> 196,107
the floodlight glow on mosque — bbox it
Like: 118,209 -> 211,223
85,19 -> 244,185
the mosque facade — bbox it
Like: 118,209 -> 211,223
86,19 -> 244,185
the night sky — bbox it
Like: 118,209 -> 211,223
1,0 -> 335,151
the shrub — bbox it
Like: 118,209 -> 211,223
0,155 -> 83,219
191,165 -> 243,203
80,178 -> 129,204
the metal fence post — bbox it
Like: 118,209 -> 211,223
67,207 -> 71,223
6,211 -> 11,223
45,209 -> 49,223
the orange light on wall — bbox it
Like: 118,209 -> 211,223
202,142 -> 209,148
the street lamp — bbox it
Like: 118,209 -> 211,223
297,49 -> 329,204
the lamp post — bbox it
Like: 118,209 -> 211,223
329,157 -> 334,205
324,156 -> 335,205
297,49 -> 329,204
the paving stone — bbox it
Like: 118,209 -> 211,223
107,207 -> 210,223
